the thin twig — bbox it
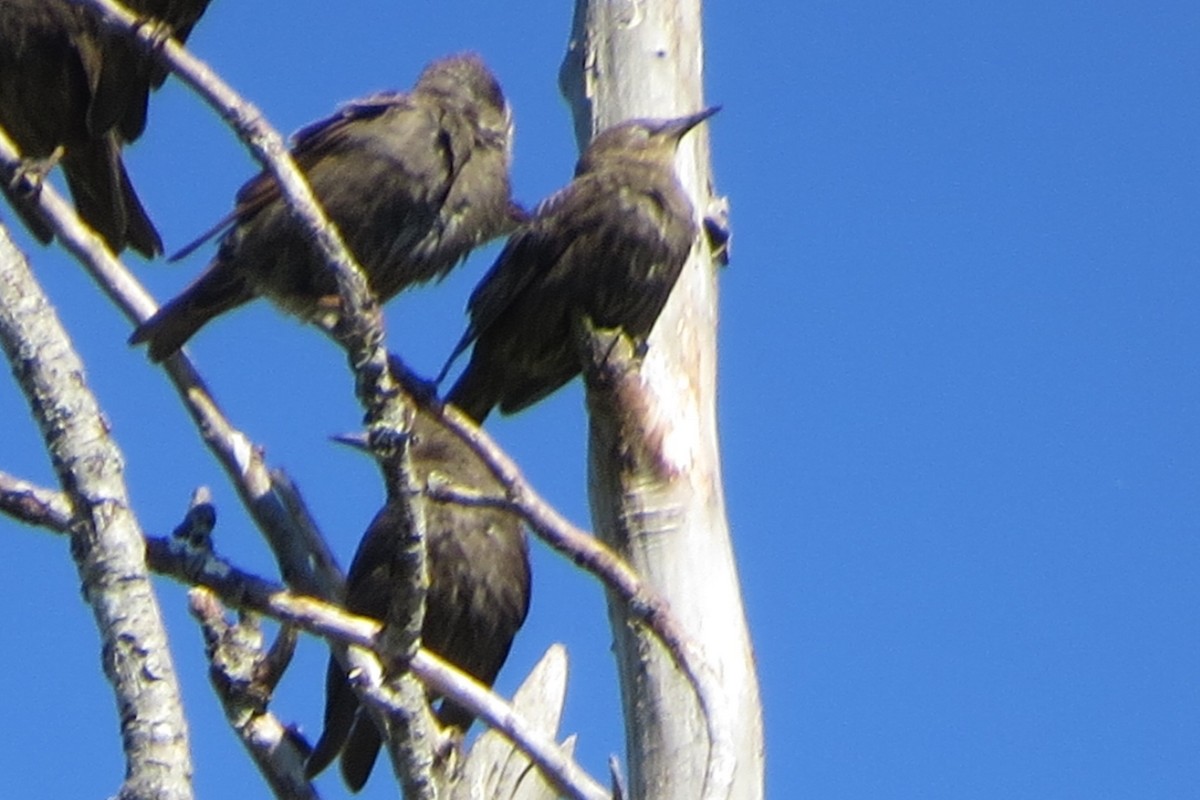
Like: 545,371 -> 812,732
153,535 -> 609,800
428,399 -> 728,780
0,470 -> 73,532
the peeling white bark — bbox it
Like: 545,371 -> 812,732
0,225 -> 194,800
561,2 -> 764,798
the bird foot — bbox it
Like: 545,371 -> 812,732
130,15 -> 177,51
311,296 -> 344,333
577,316 -> 642,372
6,146 -> 63,197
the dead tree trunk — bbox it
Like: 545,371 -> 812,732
560,2 -> 764,798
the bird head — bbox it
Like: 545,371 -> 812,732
576,106 -> 719,174
415,52 -> 513,151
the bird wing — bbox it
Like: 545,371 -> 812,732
170,92 -> 417,261
436,226 -> 543,381
484,187 -> 583,314
237,92 -> 415,217
437,182 -> 591,382
343,501 -> 407,620
430,95 -> 506,205
290,91 -> 412,157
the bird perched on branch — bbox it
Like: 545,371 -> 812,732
130,53 -> 521,362
305,412 -> 531,792
89,0 -> 214,144
0,0 -> 173,256
441,108 -> 718,422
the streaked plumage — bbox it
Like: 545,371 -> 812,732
0,0 -> 164,255
130,53 -> 520,361
89,0 -> 214,143
443,108 -> 717,421
305,412 -> 531,792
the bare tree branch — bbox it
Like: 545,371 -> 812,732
0,485 -> 610,800
148,532 -> 610,800
423,397 -> 730,787
71,4 -> 441,791
0,121 -> 342,600
0,223 -> 193,800
0,469 -> 73,531
189,588 -> 317,800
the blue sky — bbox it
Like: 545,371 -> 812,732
2,1 -> 1199,798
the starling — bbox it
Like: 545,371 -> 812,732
305,411 -> 532,792
130,53 -> 520,362
0,0 -> 163,256
442,108 -> 718,422
89,0 -> 215,143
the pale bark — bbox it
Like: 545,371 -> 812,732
23,2 -> 442,790
0,226 -> 194,800
189,588 -> 316,800
453,645 -> 581,800
560,1 -> 765,798
1,475 -> 609,800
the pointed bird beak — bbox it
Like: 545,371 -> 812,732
330,431 -> 370,453
331,429 -> 413,458
663,105 -> 721,140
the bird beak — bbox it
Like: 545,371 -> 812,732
664,105 -> 720,140
330,431 -> 370,453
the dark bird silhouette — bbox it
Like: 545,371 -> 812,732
442,108 -> 718,422
305,412 -> 531,792
130,53 -> 520,362
89,0 -> 214,143
0,0 -> 163,255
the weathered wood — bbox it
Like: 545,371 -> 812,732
560,1 -> 764,798
454,644 -> 575,800
0,223 -> 194,800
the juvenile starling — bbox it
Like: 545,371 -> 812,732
0,0 -> 163,256
130,53 -> 520,362
305,412 -> 531,792
442,108 -> 718,422
89,0 -> 215,143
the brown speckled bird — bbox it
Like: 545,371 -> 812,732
441,108 -> 717,422
130,53 -> 521,362
0,0 -> 168,255
305,412 -> 531,792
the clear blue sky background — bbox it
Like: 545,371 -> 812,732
2,1 -> 1198,797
